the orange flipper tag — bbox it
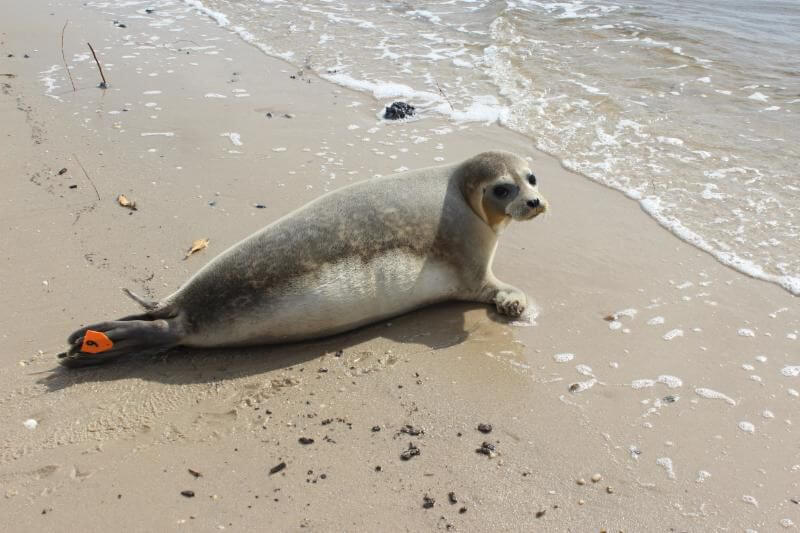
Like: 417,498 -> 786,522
81,330 -> 114,354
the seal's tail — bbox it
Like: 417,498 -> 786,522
58,312 -> 183,368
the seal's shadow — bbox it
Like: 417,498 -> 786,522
39,302 -> 508,392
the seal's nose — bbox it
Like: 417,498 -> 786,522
527,199 -> 540,209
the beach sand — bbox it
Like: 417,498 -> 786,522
1,1 -> 798,531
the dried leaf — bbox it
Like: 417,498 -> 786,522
603,314 -> 616,322
184,238 -> 209,259
117,194 -> 137,210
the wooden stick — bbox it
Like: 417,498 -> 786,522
61,20 -> 77,92
87,42 -> 108,89
74,154 -> 101,201
435,80 -> 454,112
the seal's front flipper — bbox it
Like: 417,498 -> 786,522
58,318 -> 181,368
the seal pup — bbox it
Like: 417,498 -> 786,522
59,151 -> 547,367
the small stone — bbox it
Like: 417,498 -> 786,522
458,507 -> 467,514
422,495 -> 435,509
298,437 -> 314,445
181,490 -> 195,498
448,492 -> 457,504
578,499 -> 585,505
23,419 -> 38,430
535,510 -> 546,518
269,462 -> 287,475
400,442 -> 420,461
371,425 -> 381,432
606,486 -> 614,494
476,441 -> 496,457
591,473 -> 602,483
576,478 -> 586,485
477,423 -> 493,434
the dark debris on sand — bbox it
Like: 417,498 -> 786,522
383,101 -> 415,120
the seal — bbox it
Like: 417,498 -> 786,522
58,150 -> 547,367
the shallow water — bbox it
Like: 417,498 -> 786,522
172,0 -> 799,294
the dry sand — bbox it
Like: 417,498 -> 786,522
1,1 -> 798,531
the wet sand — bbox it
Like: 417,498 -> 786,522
1,1 -> 798,531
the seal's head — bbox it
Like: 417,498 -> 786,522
457,151 -> 548,232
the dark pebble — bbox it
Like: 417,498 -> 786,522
535,510 -> 546,518
371,425 -> 381,432
69,184 -> 77,189
298,437 -> 314,445
57,168 -> 67,175
477,423 -> 493,434
384,101 -> 415,120
374,466 -> 382,472
448,492 -> 457,504
254,203 -> 266,209
400,442 -> 420,461
269,462 -> 287,475
476,441 -> 496,456
400,424 -> 423,436
459,507 -> 467,514
181,490 -> 195,498
663,395 -> 677,403
422,495 -> 435,509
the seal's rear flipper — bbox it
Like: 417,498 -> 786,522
58,318 -> 181,368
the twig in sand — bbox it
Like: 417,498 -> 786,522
435,80 -> 454,112
61,20 -> 77,92
73,154 -> 101,201
87,42 -> 108,89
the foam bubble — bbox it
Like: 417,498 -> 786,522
220,132 -> 242,146
695,388 -> 736,406
663,329 -> 683,341
656,457 -> 676,479
738,421 -> 755,433
553,353 -> 574,363
781,366 -> 800,377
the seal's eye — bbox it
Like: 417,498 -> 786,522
528,173 -> 537,186
493,185 -> 510,199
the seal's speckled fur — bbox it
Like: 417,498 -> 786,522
59,151 -> 547,367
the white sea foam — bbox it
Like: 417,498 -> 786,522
140,132 -> 175,137
632,375 -> 682,389
738,421 -> 755,433
570,378 -> 597,393
553,353 -> 574,363
781,366 -> 800,377
656,457 -> 676,479
695,388 -> 736,406
663,329 -> 683,341
220,132 -> 242,146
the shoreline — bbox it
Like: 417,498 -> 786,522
178,0 -> 800,298
1,1 -> 798,531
